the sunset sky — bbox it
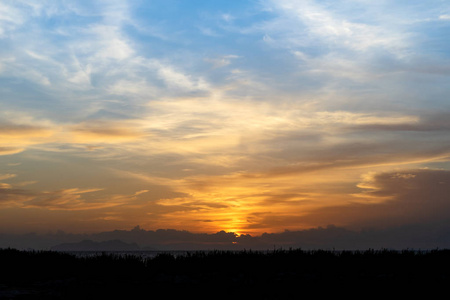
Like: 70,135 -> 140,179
1,0 -> 449,238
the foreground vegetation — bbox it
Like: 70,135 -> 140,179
1,248 -> 450,298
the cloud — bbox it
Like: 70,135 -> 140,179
0,183 -> 11,189
0,122 -> 54,155
136,97 -> 446,171
0,123 -> 53,137
347,112 -> 450,132
0,148 -> 24,155
82,24 -> 134,61
0,114 -> 152,155
69,120 -> 147,143
204,55 -> 240,69
252,0 -> 450,96
221,14 -> 234,22
261,0 -> 407,52
0,174 -> 16,181
0,186 -> 34,205
297,169 -> 450,229
22,99 -> 193,157
13,181 -> 38,187
0,184 -> 151,211
0,2 -> 27,37
198,26 -> 220,37
20,188 -> 124,211
0,0 -> 212,112
153,62 -> 210,92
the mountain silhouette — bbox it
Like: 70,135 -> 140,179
51,239 -> 140,251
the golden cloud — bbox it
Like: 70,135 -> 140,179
68,120 -> 147,143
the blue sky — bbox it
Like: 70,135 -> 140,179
0,0 -> 450,236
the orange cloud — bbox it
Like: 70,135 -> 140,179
0,183 -> 151,211
68,120 -> 147,143
0,123 -> 54,155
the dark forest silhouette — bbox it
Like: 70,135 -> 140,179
1,247 -> 450,298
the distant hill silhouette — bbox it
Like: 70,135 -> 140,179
51,239 -> 140,251
4,223 -> 450,251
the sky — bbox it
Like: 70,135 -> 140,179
0,0 -> 450,241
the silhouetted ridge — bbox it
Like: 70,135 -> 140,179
51,239 -> 140,251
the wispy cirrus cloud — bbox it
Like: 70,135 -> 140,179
0,184 -> 149,211
262,0 -> 407,52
